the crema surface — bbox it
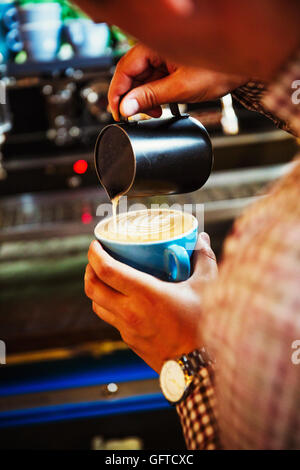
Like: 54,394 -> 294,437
96,209 -> 194,243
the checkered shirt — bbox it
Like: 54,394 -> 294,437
176,49 -> 300,450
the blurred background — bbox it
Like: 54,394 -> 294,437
0,0 -> 299,450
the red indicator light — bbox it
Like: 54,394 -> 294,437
73,159 -> 88,174
81,212 -> 93,224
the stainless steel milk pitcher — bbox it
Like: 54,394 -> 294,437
94,104 -> 213,200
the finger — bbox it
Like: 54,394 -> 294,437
119,72 -> 184,117
84,263 -> 124,313
127,108 -> 162,120
145,106 -> 163,118
108,45 -> 164,121
92,301 -> 117,328
88,240 -> 160,295
190,232 -> 218,284
85,262 -> 97,282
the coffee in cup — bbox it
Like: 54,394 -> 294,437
96,209 -> 194,243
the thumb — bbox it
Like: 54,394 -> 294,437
190,232 -> 218,284
120,74 -> 181,117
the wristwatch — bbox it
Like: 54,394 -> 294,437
159,348 -> 214,404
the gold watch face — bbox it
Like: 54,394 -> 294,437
159,360 -> 186,403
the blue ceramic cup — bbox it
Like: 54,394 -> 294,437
95,210 -> 198,282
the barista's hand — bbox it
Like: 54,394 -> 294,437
85,233 -> 217,373
108,43 -> 247,121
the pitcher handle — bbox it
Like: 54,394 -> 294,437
169,103 -> 181,117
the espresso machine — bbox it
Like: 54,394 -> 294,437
0,71 -> 11,181
0,55 -> 114,195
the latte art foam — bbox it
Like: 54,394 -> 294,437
96,209 -> 194,243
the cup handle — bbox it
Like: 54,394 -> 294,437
6,29 -> 23,53
164,244 -> 190,282
3,8 -> 18,30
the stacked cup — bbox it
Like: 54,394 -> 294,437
17,2 -> 62,62
64,19 -> 110,58
0,1 -> 20,64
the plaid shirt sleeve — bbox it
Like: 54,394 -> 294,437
176,368 -> 221,450
232,49 -> 300,136
232,81 -> 293,134
176,50 -> 300,450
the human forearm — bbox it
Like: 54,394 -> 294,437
74,0 -> 300,81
